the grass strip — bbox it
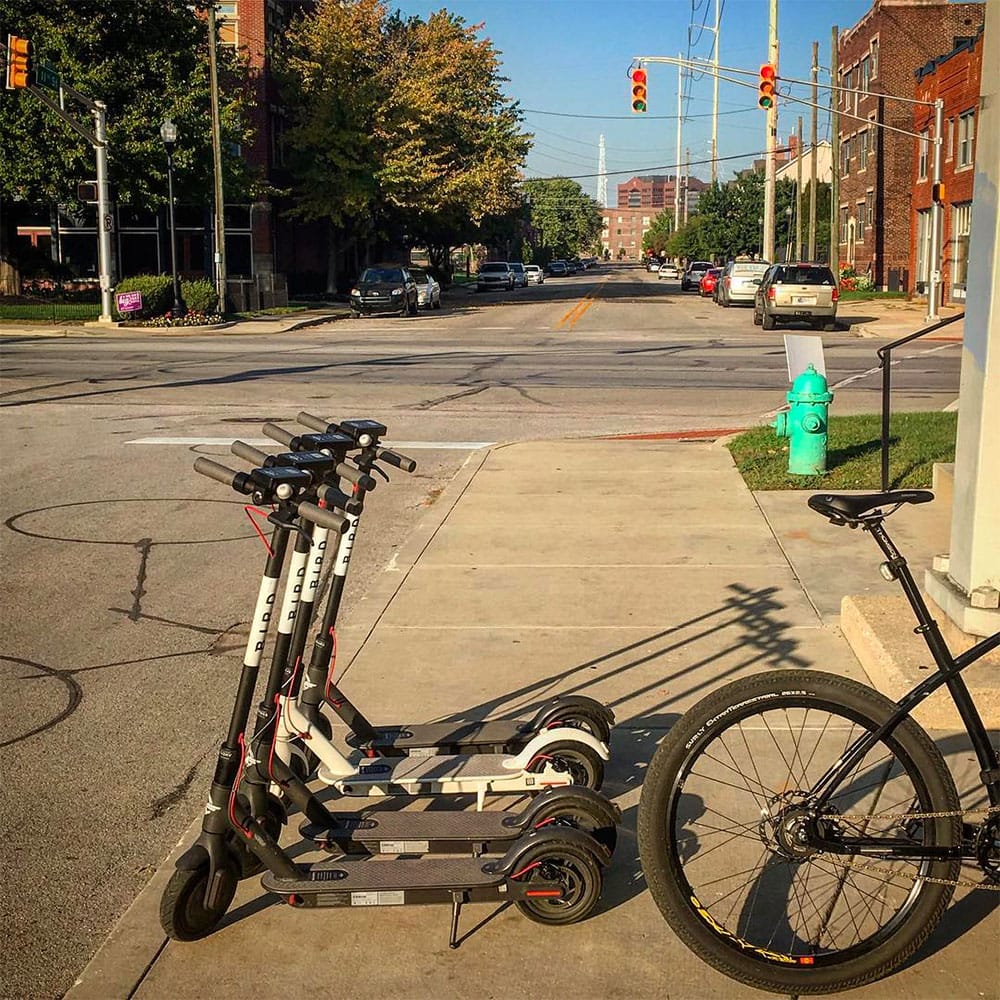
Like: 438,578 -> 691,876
726,411 -> 957,490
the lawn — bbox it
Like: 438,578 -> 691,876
838,290 -> 908,302
726,411 -> 957,490
0,302 -> 102,322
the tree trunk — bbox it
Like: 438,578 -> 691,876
1,199 -> 22,296
325,219 -> 339,296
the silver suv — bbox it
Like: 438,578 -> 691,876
681,261 -> 714,291
476,261 -> 514,292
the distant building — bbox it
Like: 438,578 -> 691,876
601,206 -> 655,260
836,0 -> 984,289
775,141 -> 833,186
910,27 -> 983,304
616,174 -> 709,214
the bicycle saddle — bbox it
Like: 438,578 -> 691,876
808,490 -> 934,524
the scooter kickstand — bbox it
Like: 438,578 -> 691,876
449,890 -> 467,950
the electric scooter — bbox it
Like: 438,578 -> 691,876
258,413 -> 615,761
162,458 -> 611,945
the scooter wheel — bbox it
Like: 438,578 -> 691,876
160,856 -> 239,941
514,841 -> 603,925
532,802 -> 618,854
235,793 -> 286,878
543,710 -> 612,745
532,740 -> 604,791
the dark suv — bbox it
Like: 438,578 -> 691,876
753,263 -> 839,330
350,266 -> 418,317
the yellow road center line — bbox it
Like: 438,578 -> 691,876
557,281 -> 606,329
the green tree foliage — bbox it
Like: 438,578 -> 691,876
0,0 -> 250,291
641,209 -> 675,256
522,177 -> 602,261
278,0 -> 530,274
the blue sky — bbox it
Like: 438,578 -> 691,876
394,0 -> 877,200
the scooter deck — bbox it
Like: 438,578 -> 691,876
347,720 -> 529,754
299,808 -> 519,853
262,854 -> 499,894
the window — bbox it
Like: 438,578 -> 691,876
870,38 -> 879,78
952,202 -> 972,288
627,190 -> 641,207
918,130 -> 929,180
866,190 -> 875,229
915,209 -> 932,287
860,56 -> 870,94
857,202 -> 866,241
841,70 -> 850,108
217,1 -> 238,46
841,136 -> 851,175
839,205 -> 850,242
945,118 -> 954,161
958,109 -> 975,167
859,127 -> 869,170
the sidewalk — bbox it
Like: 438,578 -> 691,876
838,297 -> 965,341
67,438 -> 997,1000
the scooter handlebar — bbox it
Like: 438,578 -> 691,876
337,461 -> 377,491
232,440 -> 269,464
297,500 -> 349,534
377,448 -> 417,474
194,457 -> 253,494
297,411 -> 330,433
262,422 -> 296,448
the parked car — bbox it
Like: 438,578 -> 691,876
350,265 -> 418,317
407,266 -> 441,310
476,261 -> 514,292
545,260 -> 569,277
699,267 -> 721,297
565,259 -> 584,274
647,259 -> 662,273
718,259 -> 771,307
524,264 -> 545,284
753,262 -> 840,330
681,261 -> 714,291
657,263 -> 679,280
509,262 -> 529,288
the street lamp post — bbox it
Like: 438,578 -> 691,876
758,216 -> 764,259
784,205 -> 793,263
160,118 -> 186,318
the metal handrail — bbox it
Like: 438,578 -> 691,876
876,311 -> 964,491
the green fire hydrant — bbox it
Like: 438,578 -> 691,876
773,363 -> 834,475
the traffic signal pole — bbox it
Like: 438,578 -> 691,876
926,98 -> 944,321
674,56 -> 683,230
762,0 -> 778,263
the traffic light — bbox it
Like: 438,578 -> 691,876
932,181 -> 946,204
630,67 -> 648,114
5,34 -> 30,90
757,63 -> 776,110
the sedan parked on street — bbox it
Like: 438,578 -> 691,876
509,262 -> 529,288
407,266 -> 441,310
476,261 -> 514,291
753,263 -> 839,330
350,265 -> 418,317
699,267 -> 721,297
657,263 -> 679,280
717,260 -> 771,307
524,264 -> 545,284
681,261 -> 714,291
545,260 -> 569,277
647,259 -> 663,273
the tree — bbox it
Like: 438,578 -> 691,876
278,0 -> 530,288
0,0 -> 250,294
522,177 -> 602,261
642,209 -> 675,256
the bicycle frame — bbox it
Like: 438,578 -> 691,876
808,517 -> 1000,858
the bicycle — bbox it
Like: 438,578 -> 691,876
638,489 -> 1000,995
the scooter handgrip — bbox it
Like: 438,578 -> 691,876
262,422 -> 297,448
194,457 -> 252,494
297,501 -> 349,534
336,462 -> 377,492
378,448 -> 417,474
297,411 -> 330,432
232,440 -> 268,464
318,482 -> 363,516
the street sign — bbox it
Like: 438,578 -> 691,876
35,61 -> 59,91
115,290 -> 143,314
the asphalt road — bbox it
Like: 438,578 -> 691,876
0,265 -> 963,999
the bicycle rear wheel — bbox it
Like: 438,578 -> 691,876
638,670 -> 961,994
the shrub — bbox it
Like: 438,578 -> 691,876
181,278 -> 218,314
114,274 -> 172,319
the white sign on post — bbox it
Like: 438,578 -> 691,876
783,334 -> 826,381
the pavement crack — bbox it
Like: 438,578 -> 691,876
148,755 -> 207,820
416,384 -> 491,409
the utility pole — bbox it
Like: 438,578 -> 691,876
597,134 -> 607,207
683,147 -> 690,226
830,25 -> 840,275
207,4 -> 228,314
926,98 -> 944,321
674,55 -> 683,229
809,40 -> 818,260
796,116 -> 803,261
92,102 -> 113,323
711,0 -> 721,185
762,0 -> 778,262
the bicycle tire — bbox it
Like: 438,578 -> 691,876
638,669 -> 961,994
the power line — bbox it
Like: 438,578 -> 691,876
521,106 -> 750,121
526,146 -> 779,182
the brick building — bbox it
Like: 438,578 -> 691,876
616,174 -> 708,216
601,206 -> 655,260
910,28 -> 983,304
836,0 -> 983,290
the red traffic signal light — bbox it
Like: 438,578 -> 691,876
5,34 -> 30,90
758,63 -> 776,110
630,67 -> 648,114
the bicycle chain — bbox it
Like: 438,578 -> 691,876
813,804 -> 1000,891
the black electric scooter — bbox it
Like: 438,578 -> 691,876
258,412 -> 614,761
162,457 -> 611,946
